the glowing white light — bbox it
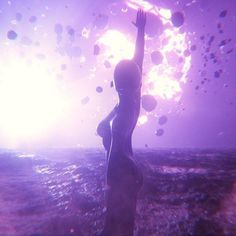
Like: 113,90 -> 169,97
79,55 -> 86,63
98,30 -> 134,64
82,27 -> 90,39
125,0 -> 191,101
0,56 -> 67,141
125,0 -> 171,21
147,66 -> 182,100
137,115 -> 148,126
159,8 -> 171,20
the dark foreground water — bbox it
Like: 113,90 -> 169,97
0,148 -> 236,236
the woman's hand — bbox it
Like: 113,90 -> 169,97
132,9 -> 146,29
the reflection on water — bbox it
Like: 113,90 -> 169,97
0,149 -> 236,235
150,165 -> 207,174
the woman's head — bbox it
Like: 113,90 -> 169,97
114,60 -> 141,92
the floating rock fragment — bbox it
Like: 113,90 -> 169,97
104,60 -> 111,69
184,49 -> 191,57
96,86 -> 103,93
55,23 -> 63,35
15,12 -> 22,21
208,36 -> 215,46
7,30 -> 17,40
93,44 -> 100,55
214,71 -> 220,78
81,96 -> 90,105
219,10 -> 227,18
29,16 -> 37,23
155,129 -> 164,136
171,12 -> 184,27
141,95 -> 157,112
67,26 -> 75,36
94,14 -> 109,29
158,115 -> 168,125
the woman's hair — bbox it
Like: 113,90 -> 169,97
114,60 -> 141,92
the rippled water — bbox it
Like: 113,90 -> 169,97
0,148 -> 236,236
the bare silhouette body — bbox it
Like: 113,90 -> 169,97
97,9 -> 146,236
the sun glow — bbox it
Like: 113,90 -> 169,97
98,29 -> 135,65
0,56 -> 67,141
125,0 -> 191,100
147,66 -> 182,100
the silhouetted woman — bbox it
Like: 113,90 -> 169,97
97,9 -> 146,236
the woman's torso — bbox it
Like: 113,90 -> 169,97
110,89 -> 140,157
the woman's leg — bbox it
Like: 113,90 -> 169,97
101,155 -> 143,236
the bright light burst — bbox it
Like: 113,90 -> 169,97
126,0 -> 191,100
147,66 -> 182,100
146,28 -> 191,100
99,0 -> 191,101
98,29 -> 135,65
0,55 -> 67,141
137,115 -> 148,126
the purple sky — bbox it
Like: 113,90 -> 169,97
0,0 -> 235,149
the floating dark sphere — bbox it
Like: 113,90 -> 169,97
171,12 -> 184,27
158,115 -> 168,125
155,128 -> 164,136
15,12 -> 22,21
7,30 -> 18,40
55,23 -> 63,35
219,10 -> 227,18
68,27 -> 75,36
96,86 -> 103,93
141,95 -> 157,112
214,71 -> 220,78
29,15 -> 37,23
